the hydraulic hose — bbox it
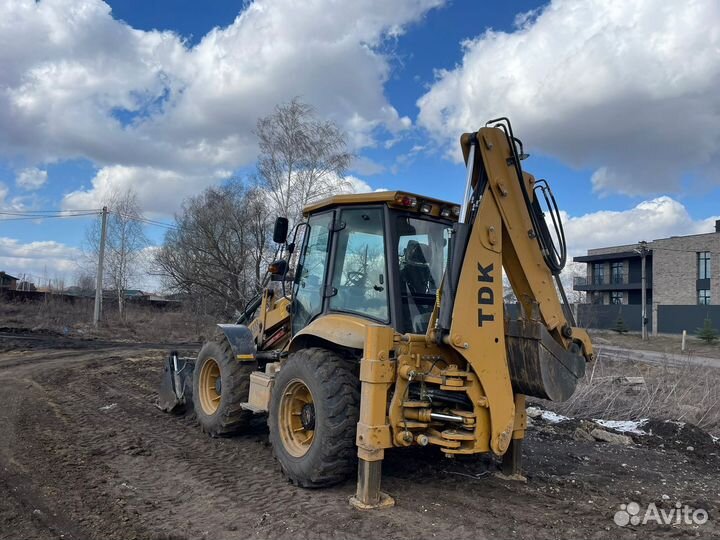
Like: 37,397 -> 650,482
486,118 -> 575,325
486,118 -> 567,275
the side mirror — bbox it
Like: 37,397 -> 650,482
268,259 -> 288,281
273,217 -> 289,244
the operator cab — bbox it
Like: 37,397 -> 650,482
286,192 -> 459,338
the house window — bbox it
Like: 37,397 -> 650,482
610,291 -> 623,304
698,252 -> 711,279
611,262 -> 623,284
698,289 -> 711,305
593,263 -> 605,285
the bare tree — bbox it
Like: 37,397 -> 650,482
73,270 -> 96,295
256,98 -> 354,226
86,189 -> 148,319
154,181 -> 271,319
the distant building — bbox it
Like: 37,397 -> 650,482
17,281 -> 36,291
0,272 -> 18,290
573,220 -> 720,307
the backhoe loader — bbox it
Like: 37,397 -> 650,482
159,118 -> 593,509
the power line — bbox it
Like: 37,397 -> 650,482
0,206 -> 178,230
112,210 -> 178,230
0,208 -> 102,215
0,213 -> 99,221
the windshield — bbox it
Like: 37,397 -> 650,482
396,215 -> 452,333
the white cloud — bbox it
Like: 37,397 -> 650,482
344,175 -> 388,194
0,182 -> 7,206
16,167 -> 48,190
563,196 -> 719,256
0,237 -> 81,282
417,0 -> 720,196
351,156 -> 386,176
1,0 -> 444,212
62,165 -> 231,215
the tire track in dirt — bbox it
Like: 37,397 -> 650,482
22,353 -> 505,539
3,343 -> 718,539
26,354 -> 359,538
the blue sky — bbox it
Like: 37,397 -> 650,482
1,0 -> 719,289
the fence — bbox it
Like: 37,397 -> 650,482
506,303 -> 720,335
656,305 -> 720,334
576,304 -> 651,333
0,289 -> 179,311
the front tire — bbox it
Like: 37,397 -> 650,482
269,347 -> 360,487
193,337 -> 255,436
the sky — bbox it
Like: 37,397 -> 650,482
1,0 -> 719,290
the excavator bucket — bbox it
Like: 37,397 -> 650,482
158,351 -> 195,413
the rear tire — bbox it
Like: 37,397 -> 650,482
193,337 -> 255,436
269,347 -> 360,487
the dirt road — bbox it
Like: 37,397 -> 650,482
596,343 -> 720,369
0,333 -> 717,540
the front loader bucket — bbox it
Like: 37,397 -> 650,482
158,351 -> 195,414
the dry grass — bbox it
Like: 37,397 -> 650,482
0,296 -> 215,343
542,353 -> 720,436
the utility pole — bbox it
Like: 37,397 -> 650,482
635,240 -> 649,340
93,206 -> 108,327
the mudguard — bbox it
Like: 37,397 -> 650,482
217,324 -> 257,361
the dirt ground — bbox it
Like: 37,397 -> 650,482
0,330 -> 718,540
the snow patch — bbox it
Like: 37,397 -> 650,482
541,410 -> 570,424
526,407 -> 570,424
593,419 -> 648,435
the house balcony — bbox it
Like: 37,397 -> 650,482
573,275 -> 651,291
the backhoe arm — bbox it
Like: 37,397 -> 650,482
432,120 -> 592,454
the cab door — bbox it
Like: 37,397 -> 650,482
291,211 -> 333,336
327,207 -> 389,324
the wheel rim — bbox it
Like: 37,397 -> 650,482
279,379 -> 315,457
198,357 -> 221,415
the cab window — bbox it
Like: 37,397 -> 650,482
397,216 -> 451,333
329,208 -> 388,322
292,212 -> 332,334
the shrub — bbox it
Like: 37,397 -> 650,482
612,314 -> 628,334
696,317 -> 719,344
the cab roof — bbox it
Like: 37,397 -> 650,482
302,190 -> 459,219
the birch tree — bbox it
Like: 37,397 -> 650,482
255,98 -> 353,226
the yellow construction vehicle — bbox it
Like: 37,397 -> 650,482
159,118 -> 593,509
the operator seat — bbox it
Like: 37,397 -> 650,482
400,240 -> 435,294
400,240 -> 436,333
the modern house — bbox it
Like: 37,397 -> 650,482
573,248 -> 653,305
573,220 -> 720,307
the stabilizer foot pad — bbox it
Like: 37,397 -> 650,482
349,492 -> 395,510
494,472 -> 527,483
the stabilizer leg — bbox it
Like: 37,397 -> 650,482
501,438 -> 523,476
350,325 -> 396,510
350,459 -> 394,510
498,394 -> 527,481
